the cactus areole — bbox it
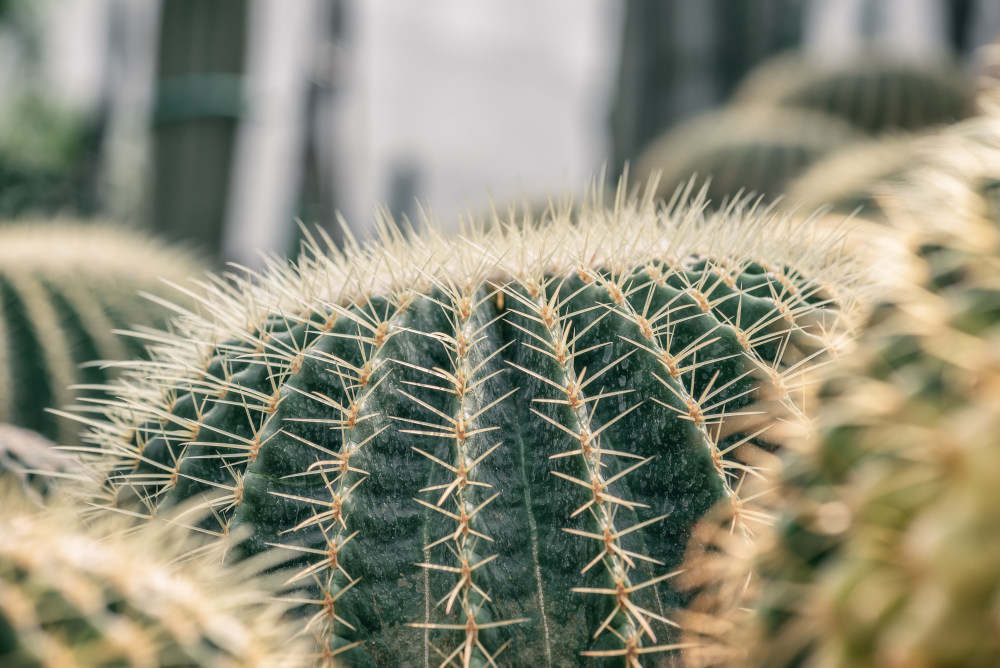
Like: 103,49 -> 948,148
81,187 -> 858,665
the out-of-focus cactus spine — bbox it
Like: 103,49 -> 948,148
785,135 -> 920,218
635,109 -> 861,207
0,222 -> 202,443
687,116 -> 1000,668
0,485 -> 305,667
77,185 -> 864,666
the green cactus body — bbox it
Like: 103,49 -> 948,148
0,223 -> 202,443
699,117 -> 1000,667
82,191 -> 859,665
635,109 -> 861,207
0,485 -> 306,667
735,54 -> 972,135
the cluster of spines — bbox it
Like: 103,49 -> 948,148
401,267 -> 529,667
0,486 -> 306,667
267,292 -> 403,663
0,222 -> 203,443
635,109 -> 861,207
73,184 -> 866,666
734,53 -> 972,134
504,267 -> 684,664
785,134 -> 920,218
676,107 -> 1000,668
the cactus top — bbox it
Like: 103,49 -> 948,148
78,185 -> 867,666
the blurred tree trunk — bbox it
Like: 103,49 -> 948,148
295,0 -> 346,254
610,0 -> 802,171
151,0 -> 247,258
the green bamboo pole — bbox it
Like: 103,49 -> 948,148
150,0 -> 247,258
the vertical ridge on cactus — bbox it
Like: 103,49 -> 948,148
0,484 -> 307,667
74,183 -> 866,665
0,222 -> 203,443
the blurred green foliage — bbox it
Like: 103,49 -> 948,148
0,95 -> 102,217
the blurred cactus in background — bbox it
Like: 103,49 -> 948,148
0,223 -> 202,444
611,0 -> 804,171
635,108 -> 861,206
785,134 -> 920,218
0,485 -> 307,667
735,53 -> 973,135
678,113 -> 1000,668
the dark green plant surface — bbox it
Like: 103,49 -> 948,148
80,190 -> 860,666
0,223 -> 203,443
735,53 -> 972,135
635,108 -> 861,207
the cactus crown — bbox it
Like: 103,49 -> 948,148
0,222 -> 203,443
0,485 -> 306,667
75,183 -> 867,665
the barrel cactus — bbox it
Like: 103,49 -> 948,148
683,117 -> 1000,667
0,222 -> 203,443
0,485 -> 306,667
78,188 -> 863,665
635,108 -> 860,207
735,53 -> 972,135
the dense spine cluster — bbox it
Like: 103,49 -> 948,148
0,222 -> 203,442
0,486 -> 306,667
785,134 -> 919,218
735,54 -> 972,134
78,187 -> 863,665
682,116 -> 1000,668
635,109 -> 860,208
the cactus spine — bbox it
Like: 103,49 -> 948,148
686,116 -> 1000,667
0,485 -> 306,667
79,187 -> 862,665
785,134 -> 919,218
0,222 -> 202,443
635,109 -> 861,207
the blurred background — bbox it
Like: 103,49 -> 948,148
2,0 -> 999,267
